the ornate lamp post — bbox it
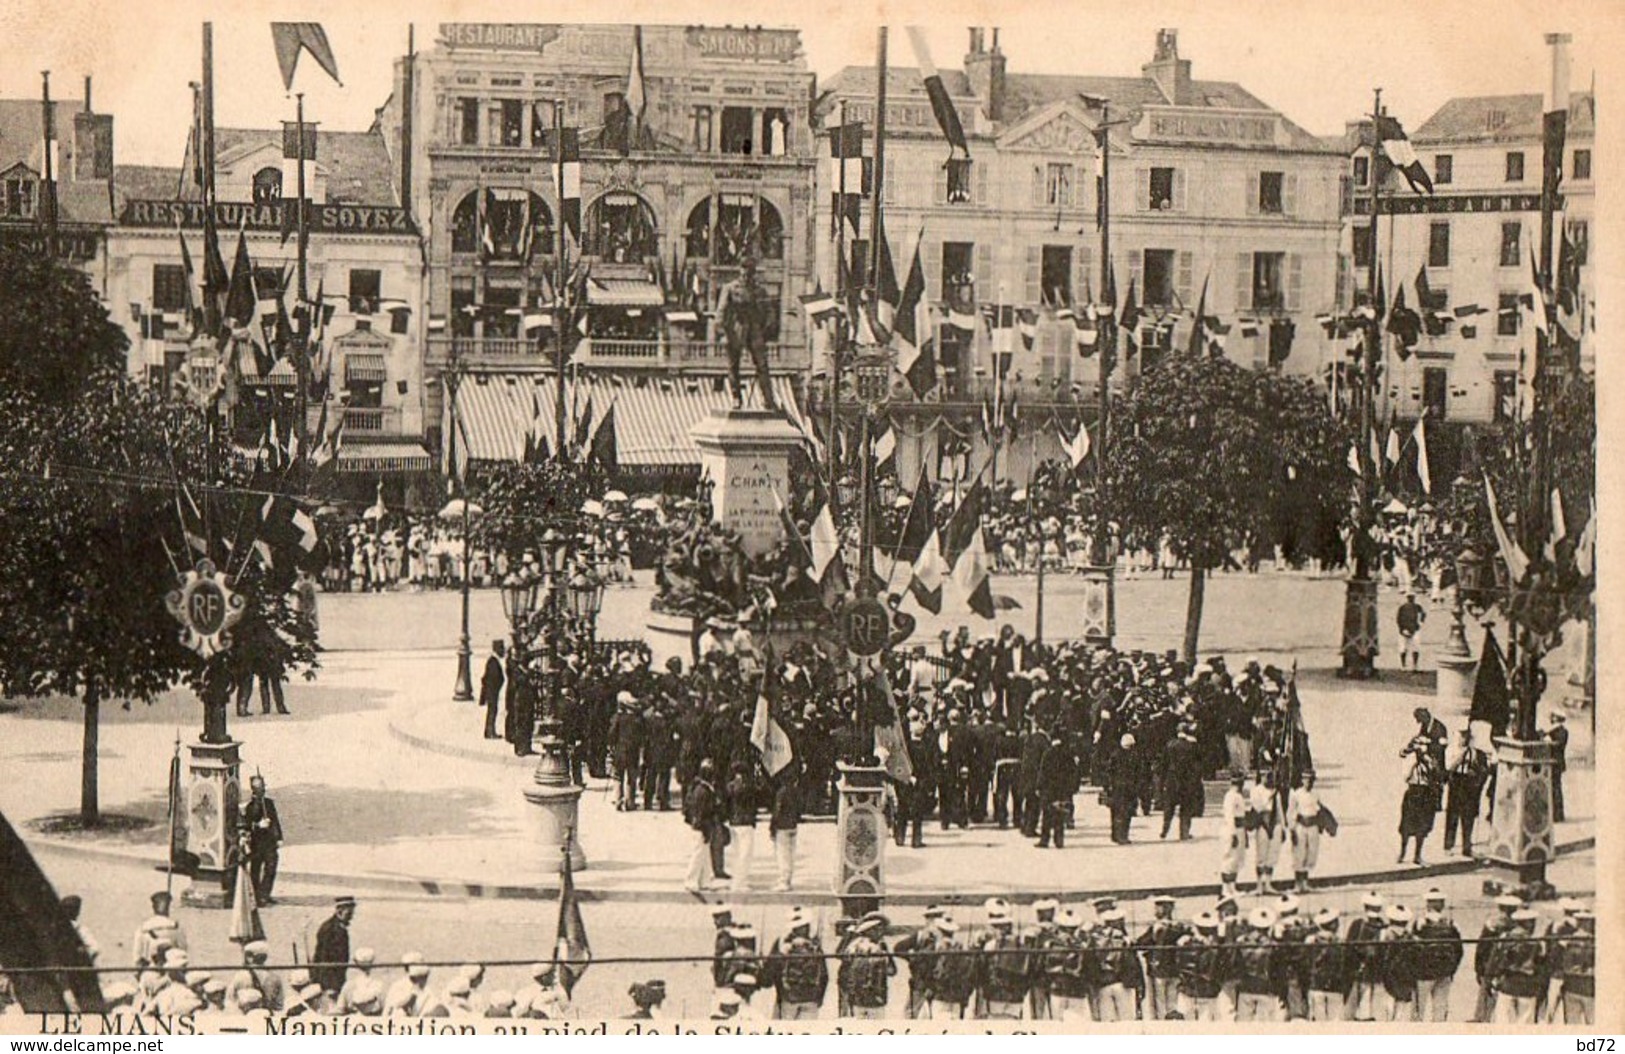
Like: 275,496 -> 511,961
521,528 -> 588,871
1446,546 -> 1483,658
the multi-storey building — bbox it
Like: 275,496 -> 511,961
377,23 -> 820,481
1342,90 -> 1595,428
0,87 -> 116,285
816,29 -> 1346,481
107,124 -> 430,501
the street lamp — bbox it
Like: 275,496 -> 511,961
1445,546 -> 1483,658
522,527 -> 586,871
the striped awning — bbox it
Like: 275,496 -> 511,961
587,279 -> 665,307
448,373 -> 807,470
344,353 -> 387,383
261,359 -> 298,386
337,441 -> 433,474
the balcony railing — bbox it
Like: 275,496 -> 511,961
307,405 -> 403,435
428,336 -> 808,371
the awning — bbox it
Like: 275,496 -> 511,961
261,359 -> 298,386
345,352 -> 387,383
448,372 -> 808,469
337,441 -> 433,474
587,279 -> 665,307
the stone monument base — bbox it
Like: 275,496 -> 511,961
833,763 -> 887,918
183,739 -> 242,905
1078,564 -> 1116,647
1338,576 -> 1380,679
689,409 -> 806,558
1484,737 -> 1556,883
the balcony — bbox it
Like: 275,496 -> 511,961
307,405 -> 404,436
427,336 -> 808,372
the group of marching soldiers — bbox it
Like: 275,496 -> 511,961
703,889 -> 1595,1024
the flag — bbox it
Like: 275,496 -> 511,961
228,857 -> 265,945
546,128 -> 582,243
1575,497 -> 1595,577
800,285 -> 840,325
625,26 -> 647,150
942,478 -> 985,569
1408,415 -> 1431,494
1119,277 -> 1141,336
201,207 -> 230,331
1484,474 -> 1529,584
1520,246 -> 1550,336
1468,628 -> 1512,734
905,27 -> 968,157
869,664 -> 916,786
1347,444 -> 1362,477
166,741 -> 188,871
827,122 -> 867,237
874,423 -> 896,473
772,487 -> 816,579
895,469 -> 934,565
809,502 -> 840,582
1184,274 -> 1209,356
270,23 -> 342,90
224,229 -> 255,328
952,527 -> 996,619
589,402 -> 617,470
1545,487 -> 1567,563
1060,421 -> 1091,472
1385,412 -> 1401,469
893,235 -> 936,397
258,496 -> 319,569
553,845 -> 591,996
1017,308 -> 1038,351
869,214 -> 901,336
1375,113 -> 1433,194
1387,285 -> 1421,356
750,694 -> 795,777
909,529 -> 947,614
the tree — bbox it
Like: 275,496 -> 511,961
0,248 -> 128,405
474,459 -> 609,568
0,376 -> 320,825
1106,356 -> 1352,662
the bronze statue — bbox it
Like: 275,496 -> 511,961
717,252 -> 779,412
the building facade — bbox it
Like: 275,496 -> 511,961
0,89 -> 116,287
1342,91 -> 1595,427
816,29 -> 1346,482
378,23 -> 820,477
107,125 -> 431,496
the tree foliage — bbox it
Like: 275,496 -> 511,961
472,459 -> 610,569
0,248 -> 128,404
1105,356 -> 1353,658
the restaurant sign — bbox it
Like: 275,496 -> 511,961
121,200 -> 417,236
685,26 -> 800,62
438,24 -> 561,52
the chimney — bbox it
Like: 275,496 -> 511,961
83,76 -> 91,112
1142,28 -> 1193,105
964,26 -> 1006,124
73,109 -> 113,182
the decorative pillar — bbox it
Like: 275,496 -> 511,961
833,763 -> 886,918
523,758 -> 586,873
690,409 -> 805,557
1078,564 -> 1115,648
182,740 -> 241,906
1484,737 -> 1556,884
1338,576 -> 1380,679
1435,654 -> 1477,722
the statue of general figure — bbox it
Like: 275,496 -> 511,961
717,252 -> 780,413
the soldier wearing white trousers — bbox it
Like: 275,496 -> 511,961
1247,779 -> 1285,893
1286,776 -> 1324,893
1219,776 -> 1249,897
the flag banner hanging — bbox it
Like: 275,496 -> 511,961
750,694 -> 795,776
893,233 -> 936,397
905,27 -> 969,157
1375,113 -> 1433,194
270,23 -> 342,90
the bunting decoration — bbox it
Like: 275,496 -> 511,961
1375,113 -> 1433,194
270,23 -> 342,90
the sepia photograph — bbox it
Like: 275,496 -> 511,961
0,0 -> 1611,1038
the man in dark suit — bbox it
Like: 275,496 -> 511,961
1036,730 -> 1078,848
1546,712 -> 1569,822
481,640 -> 506,740
311,896 -> 356,998
243,775 -> 283,902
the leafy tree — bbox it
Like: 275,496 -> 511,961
473,459 -> 609,569
0,248 -> 127,404
1106,356 -> 1353,662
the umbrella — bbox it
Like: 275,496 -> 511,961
604,490 -> 629,503
631,497 -> 661,512
1382,498 -> 1409,515
582,499 -> 605,517
315,504 -> 341,518
361,505 -> 386,521
992,594 -> 1023,611
892,494 -> 911,509
439,499 -> 483,520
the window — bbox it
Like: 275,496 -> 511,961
941,242 -> 974,302
349,269 -> 382,314
1433,154 -> 1453,185
483,286 -> 520,339
1043,163 -> 1073,207
1258,171 -> 1284,213
760,108 -> 790,157
1352,155 -> 1369,187
692,106 -> 713,153
252,167 -> 283,204
1428,222 -> 1451,268
1572,148 -> 1591,180
1505,151 -> 1525,182
1251,252 -> 1286,311
1569,220 -> 1589,266
1493,370 -> 1518,422
1353,225 -> 1373,268
1143,249 -> 1176,306
1422,367 -> 1448,419
1500,223 -> 1522,268
485,103 -> 507,146
1,176 -> 37,218
720,106 -> 754,155
497,100 -> 524,146
457,98 -> 480,145
529,101 -> 555,147
1497,292 -> 1520,336
1040,246 -> 1072,306
450,280 -> 476,338
1148,167 -> 1175,210
151,264 -> 189,313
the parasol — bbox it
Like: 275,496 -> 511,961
439,499 -> 483,520
631,497 -> 661,512
582,499 -> 605,517
604,490 -> 629,503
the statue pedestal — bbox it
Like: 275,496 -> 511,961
1484,737 -> 1556,884
522,727 -> 586,872
1338,575 -> 1380,679
181,740 -> 241,908
833,763 -> 887,918
1435,654 -> 1478,722
689,409 -> 805,558
1078,564 -> 1116,647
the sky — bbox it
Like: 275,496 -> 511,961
0,0 -> 1612,168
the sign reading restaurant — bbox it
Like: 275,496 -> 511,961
121,200 -> 417,235
438,23 -> 561,51
435,22 -> 799,63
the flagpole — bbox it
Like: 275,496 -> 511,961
41,71 -> 57,253
1095,101 -> 1112,565
1029,428 -> 1044,642
554,102 -> 569,464
295,92 -> 310,451
829,99 -> 848,487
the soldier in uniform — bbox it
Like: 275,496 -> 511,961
1219,772 -> 1250,898
1025,898 -> 1061,1019
891,905 -> 942,1018
1492,909 -> 1548,1024
974,902 -> 1030,1019
1303,908 -> 1349,1021
1285,771 -> 1325,893
1473,894 -> 1521,1021
132,891 -> 187,969
1036,735 -> 1079,849
1232,909 -> 1282,1022
991,721 -> 1023,829
1247,771 -> 1285,894
642,702 -> 678,810
1016,721 -> 1050,837
1175,913 -> 1229,1022
1273,895 -> 1312,1021
1135,895 -> 1188,1021
1375,904 -> 1419,1021
1046,910 -> 1096,1023
1551,908 -> 1595,1024
610,692 -> 644,811
928,916 -> 978,1020
717,251 -> 779,411
1158,721 -> 1204,841
312,895 -> 356,999
1092,909 -> 1143,1021
836,914 -> 895,1019
1412,888 -> 1464,1022
1343,892 -> 1387,1021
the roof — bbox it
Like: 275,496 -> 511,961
1413,92 -> 1596,146
112,164 -> 186,209
0,97 -> 115,223
823,65 -> 1333,153
167,126 -> 400,207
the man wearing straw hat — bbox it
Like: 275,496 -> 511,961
766,908 -> 827,1020
312,895 -> 357,997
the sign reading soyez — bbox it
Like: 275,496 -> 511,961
121,200 -> 416,235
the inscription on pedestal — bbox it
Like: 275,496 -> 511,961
690,410 -> 807,558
